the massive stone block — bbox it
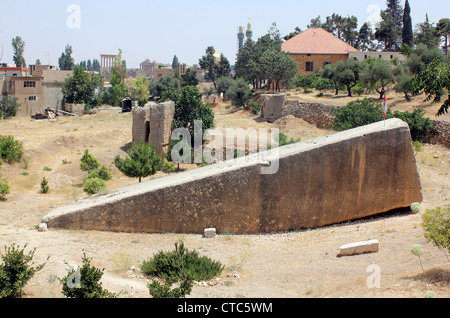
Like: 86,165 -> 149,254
131,102 -> 175,156
132,106 -> 150,144
148,101 -> 175,157
261,94 -> 285,122
42,119 -> 423,234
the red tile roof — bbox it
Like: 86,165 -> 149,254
282,28 -> 358,54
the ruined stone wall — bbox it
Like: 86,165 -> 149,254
429,120 -> 450,148
131,101 -> 175,156
42,119 -> 423,235
282,100 -> 335,130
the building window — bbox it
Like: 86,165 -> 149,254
323,62 -> 331,67
28,96 -> 37,101
306,62 -> 314,72
23,81 -> 36,88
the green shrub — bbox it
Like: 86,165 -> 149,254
0,96 -> 20,119
40,177 -> 49,194
140,242 -> 224,282
351,83 -> 366,96
422,205 -> 450,253
0,244 -> 47,298
331,98 -> 387,131
413,141 -> 423,153
0,135 -> 24,163
279,132 -> 301,146
80,149 -> 100,173
87,165 -> 112,181
59,252 -> 116,298
331,99 -> 435,141
249,101 -> 261,115
392,108 -> 435,142
0,177 -> 10,201
83,177 -> 106,195
147,279 -> 193,298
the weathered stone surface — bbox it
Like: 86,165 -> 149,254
204,228 -> 217,238
261,94 -> 285,122
38,223 -> 48,232
282,100 -> 335,130
148,101 -> 175,157
339,240 -> 379,256
42,119 -> 423,235
132,106 -> 150,144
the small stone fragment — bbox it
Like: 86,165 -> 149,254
339,239 -> 379,256
204,228 -> 216,238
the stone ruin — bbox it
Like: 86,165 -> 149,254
131,101 -> 175,157
42,118 -> 423,235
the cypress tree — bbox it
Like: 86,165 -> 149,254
402,0 -> 414,47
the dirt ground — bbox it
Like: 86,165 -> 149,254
0,89 -> 449,299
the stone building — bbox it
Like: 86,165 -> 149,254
1,64 -> 72,116
282,28 -> 405,76
282,28 -> 358,76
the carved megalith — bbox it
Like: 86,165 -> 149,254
42,119 -> 423,234
131,102 -> 175,156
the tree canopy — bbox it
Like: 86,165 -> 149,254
58,45 -> 75,70
11,36 -> 26,67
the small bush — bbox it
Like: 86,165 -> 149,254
422,205 -> 450,253
249,101 -> 261,115
0,244 -> 47,298
83,177 -> 106,195
147,279 -> 193,298
80,149 -> 100,173
87,165 -> 112,181
0,177 -> 10,201
40,177 -> 49,194
140,242 -> 224,282
331,98 -> 387,131
392,108 -> 435,142
413,141 -> 423,153
0,96 -> 20,119
59,252 -> 116,298
0,135 -> 24,163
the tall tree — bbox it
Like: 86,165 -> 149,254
199,46 -> 219,88
356,22 -> 376,51
11,36 -> 26,67
268,22 -> 283,45
376,10 -> 399,51
215,53 -> 231,79
335,59 -> 364,97
172,55 -> 179,77
402,0 -> 414,47
61,66 -> 102,109
437,18 -> 450,60
415,14 -> 440,49
58,45 -> 75,70
386,0 -> 404,50
92,59 -> 101,73
361,58 -> 395,99
342,16 -> 359,46
307,16 -> 322,28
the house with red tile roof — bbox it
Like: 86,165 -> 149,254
281,28 -> 358,76
282,28 -> 406,76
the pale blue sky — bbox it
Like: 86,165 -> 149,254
0,0 -> 448,68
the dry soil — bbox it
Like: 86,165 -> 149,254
0,90 -> 449,299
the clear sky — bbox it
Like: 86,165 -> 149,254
0,0 -> 448,69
